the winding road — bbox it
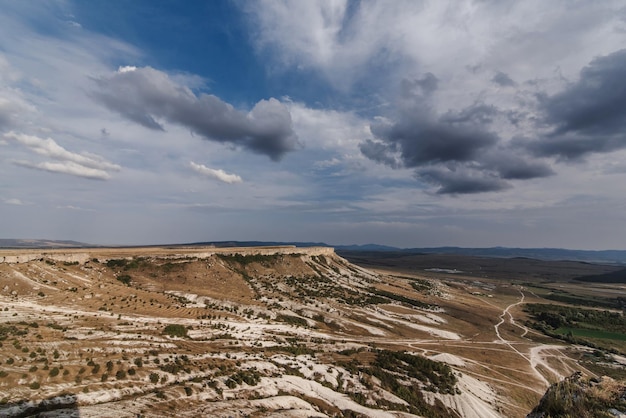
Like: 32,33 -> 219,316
493,288 -> 573,387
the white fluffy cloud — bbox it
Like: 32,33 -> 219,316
5,132 -> 120,180
190,162 -> 243,184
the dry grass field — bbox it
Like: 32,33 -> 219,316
0,246 -> 623,417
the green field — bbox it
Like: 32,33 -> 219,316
555,327 -> 626,342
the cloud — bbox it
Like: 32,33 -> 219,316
0,98 -> 21,129
92,66 -> 299,160
491,71 -> 516,87
545,48 -> 626,136
190,162 -> 243,184
522,49 -> 626,160
4,198 -> 25,205
359,139 -> 401,168
486,152 -> 554,180
360,48 -> 626,194
417,165 -> 511,195
0,54 -> 32,130
359,74 -> 557,194
13,160 -> 112,180
5,132 -> 120,180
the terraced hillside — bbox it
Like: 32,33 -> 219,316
0,246 -> 612,417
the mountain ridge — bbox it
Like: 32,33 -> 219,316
2,239 -> 625,264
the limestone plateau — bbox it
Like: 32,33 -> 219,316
0,246 -> 623,417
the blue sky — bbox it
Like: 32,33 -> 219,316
1,1 -> 626,249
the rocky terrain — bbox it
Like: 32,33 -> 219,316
0,246 -> 617,417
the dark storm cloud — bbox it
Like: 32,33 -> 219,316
92,67 -> 299,160
494,158 -> 554,180
417,166 -> 511,195
482,151 -> 555,180
358,139 -> 401,168
491,71 -> 516,87
525,49 -> 626,160
544,49 -> 626,136
369,114 -> 498,167
360,74 -> 557,194
524,134 -> 625,161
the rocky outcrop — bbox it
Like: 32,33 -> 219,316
0,246 -> 335,264
527,373 -> 626,418
0,253 -> 90,264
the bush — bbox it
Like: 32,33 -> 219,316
116,275 -> 132,286
29,382 -> 40,390
163,324 -> 188,338
149,373 -> 159,384
49,367 -> 59,377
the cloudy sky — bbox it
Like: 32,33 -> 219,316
1,1 -> 626,249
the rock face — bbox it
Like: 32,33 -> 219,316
527,373 -> 626,418
0,246 -> 335,264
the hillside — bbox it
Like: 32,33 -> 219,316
0,246 -> 622,417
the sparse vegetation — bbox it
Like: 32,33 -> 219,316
525,303 -> 626,353
116,274 -> 132,286
163,324 -> 188,338
529,373 -> 626,418
2,246 -> 620,418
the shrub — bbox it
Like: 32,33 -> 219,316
163,324 -> 188,338
149,373 -> 159,384
116,275 -> 132,286
49,367 -> 59,377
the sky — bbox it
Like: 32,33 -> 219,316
1,0 -> 626,249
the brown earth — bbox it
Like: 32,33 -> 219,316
0,246 -> 616,417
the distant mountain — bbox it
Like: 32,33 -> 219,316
186,241 -> 329,248
3,238 -> 625,264
192,242 -> 626,264
398,247 -> 626,264
334,244 -> 401,252
0,239 -> 91,249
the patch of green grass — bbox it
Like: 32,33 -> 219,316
555,328 -> 626,341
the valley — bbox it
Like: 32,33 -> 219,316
0,246 -> 624,417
